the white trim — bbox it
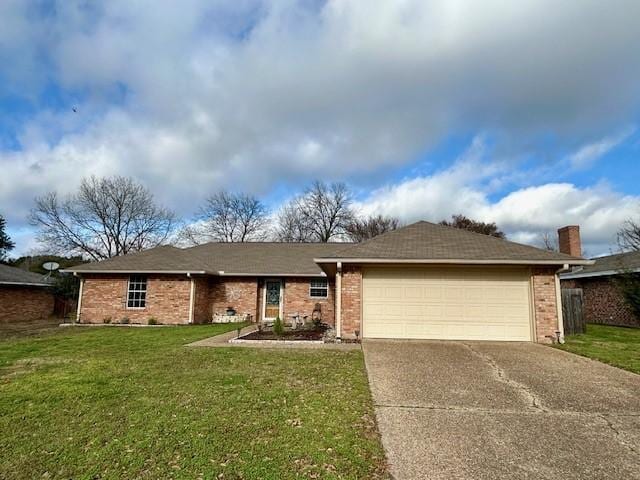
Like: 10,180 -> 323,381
262,278 -> 283,321
560,267 -> 640,279
62,269 -> 208,275
335,263 -> 342,338
555,270 -> 566,343
0,281 -> 51,287
188,276 -> 195,324
76,278 -> 84,323
315,258 -> 594,266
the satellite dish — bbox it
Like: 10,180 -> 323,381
42,262 -> 60,272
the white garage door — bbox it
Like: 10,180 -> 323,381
362,266 -> 533,341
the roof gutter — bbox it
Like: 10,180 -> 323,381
314,258 -> 595,266
0,281 -> 52,287
560,267 -> 640,279
61,269 -> 208,275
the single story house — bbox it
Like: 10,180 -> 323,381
0,263 -> 54,323
66,221 -> 590,343
561,245 -> 640,328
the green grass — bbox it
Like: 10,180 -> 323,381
0,325 -> 387,479
558,323 -> 640,374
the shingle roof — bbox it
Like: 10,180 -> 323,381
0,263 -> 52,286
316,221 -> 589,264
561,250 -> 640,279
66,221 -> 591,276
66,243 -> 349,276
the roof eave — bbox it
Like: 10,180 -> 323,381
561,267 -> 640,279
314,258 -> 595,266
0,281 -> 52,287
62,269 -> 209,275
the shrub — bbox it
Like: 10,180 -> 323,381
102,316 -> 112,324
273,316 -> 284,337
148,317 -> 158,326
120,317 -> 130,325
617,272 -> 640,320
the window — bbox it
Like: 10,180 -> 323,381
309,278 -> 328,298
127,275 -> 147,308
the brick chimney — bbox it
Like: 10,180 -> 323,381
557,225 -> 582,257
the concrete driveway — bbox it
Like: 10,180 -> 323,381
363,340 -> 640,480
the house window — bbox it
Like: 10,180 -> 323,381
127,275 -> 147,308
309,278 -> 328,298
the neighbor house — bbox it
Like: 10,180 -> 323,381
560,227 -> 640,327
66,221 -> 591,343
0,263 -> 54,323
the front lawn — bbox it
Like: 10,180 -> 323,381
558,323 -> 640,374
0,324 -> 387,479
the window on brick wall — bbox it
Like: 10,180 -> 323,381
309,278 -> 328,298
127,275 -> 147,308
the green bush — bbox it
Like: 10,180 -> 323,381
273,316 -> 284,336
148,317 -> 158,326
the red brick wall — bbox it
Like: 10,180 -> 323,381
558,226 -> 582,257
340,266 -> 362,339
80,274 -> 191,324
532,267 -> 560,343
282,278 -> 335,326
209,277 -> 258,321
0,285 -> 54,323
562,277 -> 639,327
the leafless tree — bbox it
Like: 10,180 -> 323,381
275,181 -> 354,242
30,176 -> 176,260
439,214 -> 505,239
539,232 -> 559,252
346,214 -> 400,242
618,219 -> 640,251
183,191 -> 269,243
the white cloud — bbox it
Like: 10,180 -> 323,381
1,0 -> 640,254
357,146 -> 639,256
568,127 -> 636,169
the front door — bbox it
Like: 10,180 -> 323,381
263,279 -> 282,321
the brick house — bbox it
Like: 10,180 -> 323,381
0,263 -> 54,323
66,221 -> 590,343
559,226 -> 640,327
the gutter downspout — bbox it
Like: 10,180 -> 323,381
187,273 -> 195,324
75,273 -> 84,323
555,263 -> 570,344
335,262 -> 342,341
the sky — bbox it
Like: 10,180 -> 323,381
1,0 -> 640,257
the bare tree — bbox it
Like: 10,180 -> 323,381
275,181 -> 354,242
183,191 -> 269,243
539,232 -> 559,252
346,214 -> 400,242
0,214 -> 15,262
439,214 -> 505,239
30,176 -> 176,260
618,219 -> 640,251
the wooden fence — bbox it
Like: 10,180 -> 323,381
562,288 -> 586,335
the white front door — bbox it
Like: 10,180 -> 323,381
263,279 -> 283,321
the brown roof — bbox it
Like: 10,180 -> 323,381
316,221 -> 590,265
0,263 -> 52,286
66,243 -> 349,276
67,221 -> 591,276
561,250 -> 640,279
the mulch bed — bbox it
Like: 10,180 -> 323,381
241,329 -> 325,341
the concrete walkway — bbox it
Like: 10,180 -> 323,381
363,340 -> 640,480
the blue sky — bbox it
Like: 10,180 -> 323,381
1,0 -> 640,257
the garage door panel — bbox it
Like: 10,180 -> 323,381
362,267 -> 533,341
